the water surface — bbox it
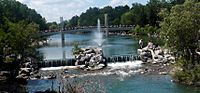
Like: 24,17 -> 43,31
30,33 -> 200,93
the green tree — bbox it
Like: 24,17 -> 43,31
121,12 -> 135,25
0,0 -> 47,30
130,3 -> 147,26
69,15 -> 79,27
143,25 -> 158,35
79,7 -> 100,26
160,1 -> 200,64
112,5 -> 130,25
6,21 -> 39,61
160,1 -> 200,84
47,22 -> 58,30
129,25 -> 144,35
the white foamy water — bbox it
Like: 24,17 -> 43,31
76,61 -> 143,78
108,60 -> 143,70
40,65 -> 83,71
40,61 -> 143,79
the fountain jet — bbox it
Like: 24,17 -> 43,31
94,19 -> 105,47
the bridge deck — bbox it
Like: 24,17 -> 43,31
40,27 -> 133,36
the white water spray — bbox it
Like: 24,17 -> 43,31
94,19 -> 105,47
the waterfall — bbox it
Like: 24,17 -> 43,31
105,55 -> 139,63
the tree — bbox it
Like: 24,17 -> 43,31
0,0 -> 47,30
160,1 -> 200,67
130,3 -> 147,26
112,5 -> 130,25
129,25 -> 144,35
170,0 -> 185,5
47,22 -> 58,30
79,7 -> 100,26
7,21 -> 39,61
69,15 -> 79,27
121,12 -> 135,25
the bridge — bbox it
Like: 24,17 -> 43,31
40,26 -> 133,36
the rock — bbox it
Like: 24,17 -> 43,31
30,72 -> 34,75
30,77 -> 37,80
84,68 -> 90,71
0,71 -> 10,76
80,57 -> 86,63
139,50 -> 152,62
64,70 -> 69,73
137,49 -> 143,54
84,49 -> 94,54
47,75 -> 56,79
20,68 -> 31,76
140,71 -> 145,74
35,75 -> 41,79
88,64 -> 105,71
74,47 -> 106,71
24,62 -> 31,68
159,72 -> 168,75
63,75 -> 71,78
154,49 -> 163,55
75,55 -> 81,59
16,75 -> 29,79
86,53 -> 93,58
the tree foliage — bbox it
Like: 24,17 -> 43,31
121,12 -> 135,25
160,1 -> 200,63
0,0 -> 44,73
0,0 -> 47,30
160,0 -> 200,85
65,5 -> 130,27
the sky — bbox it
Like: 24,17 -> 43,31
16,0 -> 148,22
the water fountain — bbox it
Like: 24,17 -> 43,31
94,19 -> 105,47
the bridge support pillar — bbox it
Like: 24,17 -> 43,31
104,14 -> 108,37
60,17 -> 65,47
62,50 -> 66,60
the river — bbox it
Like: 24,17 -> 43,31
26,32 -> 200,93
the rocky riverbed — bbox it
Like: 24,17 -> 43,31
15,46 -> 176,80
27,60 -> 174,81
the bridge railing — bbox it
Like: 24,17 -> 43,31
40,25 -> 135,34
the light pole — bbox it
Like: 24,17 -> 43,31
60,17 -> 65,47
104,14 -> 108,37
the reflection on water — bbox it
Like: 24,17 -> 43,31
38,33 -> 138,60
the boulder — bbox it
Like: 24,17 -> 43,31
159,72 -> 168,75
74,47 -> 106,70
24,62 -> 31,68
154,49 -> 163,55
84,49 -> 94,54
16,74 -> 29,79
20,68 -> 31,76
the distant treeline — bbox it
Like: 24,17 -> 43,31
53,0 -> 187,29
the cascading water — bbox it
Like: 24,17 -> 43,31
94,19 -> 105,47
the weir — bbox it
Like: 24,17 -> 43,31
105,54 -> 140,63
38,54 -> 139,68
38,59 -> 76,68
